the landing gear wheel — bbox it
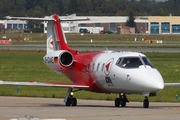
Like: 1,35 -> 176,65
66,98 -> 71,106
115,98 -> 120,107
143,99 -> 149,108
72,98 -> 77,106
120,98 -> 126,107
115,94 -> 128,108
65,97 -> 77,106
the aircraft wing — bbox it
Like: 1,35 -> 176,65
0,80 -> 89,89
164,83 -> 180,87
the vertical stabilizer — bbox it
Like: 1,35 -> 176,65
46,14 -> 78,55
47,14 -> 69,54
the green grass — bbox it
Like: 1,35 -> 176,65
2,33 -> 180,43
0,50 -> 180,102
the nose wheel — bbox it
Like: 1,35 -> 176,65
143,97 -> 149,108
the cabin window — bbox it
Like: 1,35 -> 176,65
101,63 -> 105,72
92,63 -> 95,71
96,63 -> 100,71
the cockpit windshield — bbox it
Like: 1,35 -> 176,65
116,56 -> 155,69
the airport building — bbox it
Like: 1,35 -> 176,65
76,16 -> 148,34
1,14 -> 180,34
148,16 -> 180,34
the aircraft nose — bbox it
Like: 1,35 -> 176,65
149,70 -> 164,91
153,78 -> 164,90
139,69 -> 164,92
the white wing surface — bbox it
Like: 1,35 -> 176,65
0,80 -> 89,88
164,83 -> 180,87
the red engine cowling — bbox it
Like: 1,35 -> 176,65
43,50 -> 73,71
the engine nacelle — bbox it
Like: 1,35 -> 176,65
43,50 -> 73,71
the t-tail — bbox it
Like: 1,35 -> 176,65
47,14 -> 76,54
6,14 -> 89,55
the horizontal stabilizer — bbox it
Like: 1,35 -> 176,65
5,16 -> 89,22
164,83 -> 180,87
5,16 -> 55,21
0,80 -> 89,89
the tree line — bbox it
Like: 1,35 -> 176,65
0,0 -> 179,19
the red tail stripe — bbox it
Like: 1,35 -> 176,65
53,14 -> 69,50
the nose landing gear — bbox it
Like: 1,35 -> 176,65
143,96 -> 149,108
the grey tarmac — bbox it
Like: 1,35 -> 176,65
0,97 -> 180,120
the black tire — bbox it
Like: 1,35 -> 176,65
72,98 -> 77,106
115,98 -> 120,107
143,99 -> 149,108
65,98 -> 71,106
120,98 -> 126,107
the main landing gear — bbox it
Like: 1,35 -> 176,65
64,88 -> 77,106
114,93 -> 129,107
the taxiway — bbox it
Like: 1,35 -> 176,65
0,97 -> 179,120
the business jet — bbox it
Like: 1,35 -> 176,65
1,14 -> 180,108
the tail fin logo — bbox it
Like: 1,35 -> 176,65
104,58 -> 114,76
48,35 -> 53,50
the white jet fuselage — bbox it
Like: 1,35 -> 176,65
43,48 -> 164,95
87,51 -> 164,94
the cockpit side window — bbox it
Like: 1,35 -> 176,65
142,57 -> 155,68
116,57 -> 143,68
116,58 -> 122,67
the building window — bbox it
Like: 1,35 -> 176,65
150,22 -> 159,34
161,22 -> 170,34
13,24 -> 18,29
79,24 -> 86,27
18,24 -> 23,29
110,23 -> 115,31
7,24 -> 12,29
172,25 -> 180,34
70,27 -> 74,31
63,27 -> 69,31
24,24 -> 27,29
146,23 -> 148,31
95,23 -> 101,27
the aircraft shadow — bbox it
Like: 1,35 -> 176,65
45,103 -> 180,109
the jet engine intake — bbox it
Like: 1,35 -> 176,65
43,50 -> 73,71
60,52 -> 73,67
